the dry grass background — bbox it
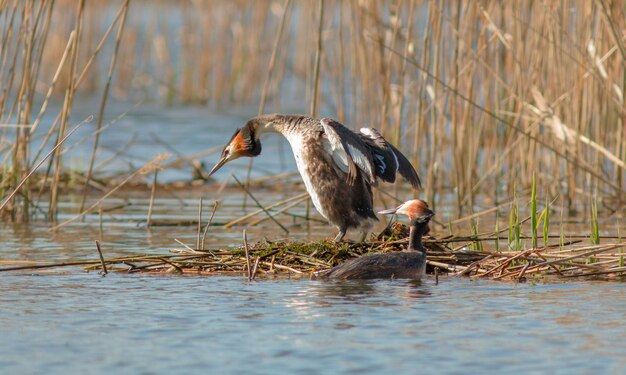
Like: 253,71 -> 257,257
0,0 -> 624,223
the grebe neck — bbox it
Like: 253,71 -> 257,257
407,224 -> 426,253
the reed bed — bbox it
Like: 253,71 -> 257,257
0,0 -> 131,222
2,0 -> 624,222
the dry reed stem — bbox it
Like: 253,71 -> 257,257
79,0 -> 130,214
146,169 -> 157,227
595,0 -> 626,61
466,242 -> 626,280
243,229 -> 251,281
196,198 -> 202,249
232,175 -> 289,234
200,201 -> 218,251
247,195 -> 310,226
174,239 -> 195,253
98,204 -> 103,240
49,0 -> 85,220
29,30 -> 75,135
381,41 -> 619,191
224,192 -> 308,228
309,0 -> 324,117
251,256 -> 261,280
95,240 -> 107,275
258,0 -> 292,115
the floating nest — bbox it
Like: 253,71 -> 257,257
81,223 -> 478,277
2,223 -> 625,282
80,223 -> 626,282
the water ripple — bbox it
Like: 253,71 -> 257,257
1,274 -> 625,374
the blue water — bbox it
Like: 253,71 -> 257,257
16,96 -> 300,183
2,273 -> 625,375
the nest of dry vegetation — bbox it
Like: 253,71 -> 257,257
75,223 -> 624,282
2,224 -> 625,282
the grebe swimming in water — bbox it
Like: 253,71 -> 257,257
208,114 -> 421,242
317,199 -> 433,280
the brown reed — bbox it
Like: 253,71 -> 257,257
1,0 -> 624,225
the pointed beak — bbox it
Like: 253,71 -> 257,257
415,212 -> 435,223
208,155 -> 229,177
378,207 -> 398,215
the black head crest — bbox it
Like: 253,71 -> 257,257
239,122 -> 261,156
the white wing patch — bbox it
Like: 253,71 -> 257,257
320,121 -> 351,175
347,144 -> 375,181
321,119 -> 375,183
322,138 -> 350,174
359,127 -> 376,138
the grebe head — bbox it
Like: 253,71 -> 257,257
378,199 -> 434,228
208,116 -> 278,176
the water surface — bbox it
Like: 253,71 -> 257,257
1,274 -> 625,374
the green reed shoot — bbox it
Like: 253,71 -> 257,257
531,173 -> 537,249
508,184 -> 521,251
590,197 -> 599,245
540,194 -> 550,248
587,197 -> 600,264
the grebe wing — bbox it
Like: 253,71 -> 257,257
388,142 -> 421,189
359,127 -> 421,190
358,127 -> 399,183
320,118 -> 375,185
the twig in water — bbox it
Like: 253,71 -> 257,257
146,169 -> 158,228
201,201 -> 219,251
251,256 -> 261,281
0,261 -> 102,272
243,229 -> 252,281
196,198 -> 203,249
517,262 -> 530,282
95,240 -> 108,275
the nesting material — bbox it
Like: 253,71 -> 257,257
3,224 -> 624,282
78,223 -> 626,282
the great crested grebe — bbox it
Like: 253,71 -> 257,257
317,199 -> 433,279
208,114 -> 421,242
